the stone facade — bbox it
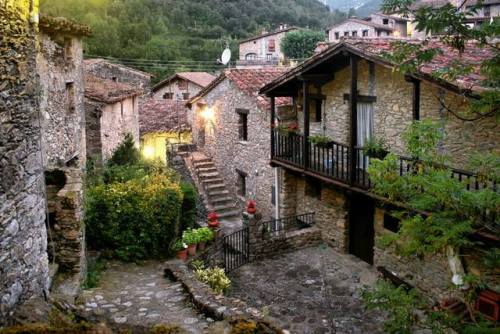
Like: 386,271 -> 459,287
239,27 -> 296,63
153,78 -> 204,102
328,20 -> 393,42
84,58 -> 152,91
0,0 -> 49,321
37,19 -> 87,289
191,79 -> 277,219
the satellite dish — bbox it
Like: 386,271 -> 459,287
220,48 -> 231,66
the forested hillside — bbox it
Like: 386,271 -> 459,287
327,0 -> 382,17
41,0 -> 346,80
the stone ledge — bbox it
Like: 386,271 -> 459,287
163,260 -> 284,331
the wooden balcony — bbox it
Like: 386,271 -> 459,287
271,130 -> 495,192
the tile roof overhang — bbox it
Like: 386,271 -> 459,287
260,38 -> 494,98
84,75 -> 143,104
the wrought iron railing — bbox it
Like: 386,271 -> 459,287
260,212 -> 315,238
272,130 -> 495,192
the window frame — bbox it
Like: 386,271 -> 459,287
236,108 -> 249,141
236,169 -> 247,198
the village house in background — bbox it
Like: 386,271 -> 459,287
84,58 -> 152,91
260,38 -> 499,298
152,72 -> 216,102
327,13 -> 409,41
188,68 -> 290,220
139,98 -> 191,163
84,74 -> 142,165
237,26 -> 298,68
37,15 -> 91,298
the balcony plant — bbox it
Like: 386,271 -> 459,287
364,137 -> 389,159
173,240 -> 188,261
276,122 -> 298,135
247,200 -> 257,214
309,134 -> 332,148
182,229 -> 198,256
207,212 -> 220,229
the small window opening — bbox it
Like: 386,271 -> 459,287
362,30 -> 369,37
163,92 -> 173,100
334,32 -> 340,39
383,212 -> 401,233
237,170 -> 247,197
237,109 -> 249,141
383,18 -> 389,25
305,178 -> 321,199
65,82 -> 75,113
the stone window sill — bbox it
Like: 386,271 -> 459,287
238,141 -> 249,145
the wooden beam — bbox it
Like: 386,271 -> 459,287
303,80 -> 310,169
298,74 -> 333,85
343,93 -> 376,103
270,96 -> 276,158
412,80 -> 421,120
349,55 -> 358,186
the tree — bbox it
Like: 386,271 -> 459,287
281,30 -> 326,59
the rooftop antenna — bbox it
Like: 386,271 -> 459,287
217,42 -> 232,67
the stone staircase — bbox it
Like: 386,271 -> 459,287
192,154 -> 240,220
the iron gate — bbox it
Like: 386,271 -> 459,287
222,227 -> 249,272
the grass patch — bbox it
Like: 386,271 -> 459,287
82,257 -> 106,290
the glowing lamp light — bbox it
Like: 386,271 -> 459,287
142,146 -> 155,159
201,106 -> 215,121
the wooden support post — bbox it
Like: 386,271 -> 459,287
412,79 -> 420,121
349,55 -> 358,186
303,80 -> 310,169
270,96 -> 276,158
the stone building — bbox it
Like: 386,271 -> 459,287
327,15 -> 408,42
259,38 -> 499,298
152,72 -> 216,102
84,74 -> 142,164
84,58 -> 152,91
237,26 -> 298,68
37,15 -> 90,298
188,68 -> 290,219
139,98 -> 191,163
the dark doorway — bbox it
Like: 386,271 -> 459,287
348,193 -> 375,264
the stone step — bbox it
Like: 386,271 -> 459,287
192,157 -> 211,164
205,183 -> 226,191
218,210 -> 241,220
211,204 -> 237,213
207,189 -> 230,197
196,167 -> 218,174
201,178 -> 225,185
199,172 -> 220,179
209,196 -> 233,205
193,161 -> 214,169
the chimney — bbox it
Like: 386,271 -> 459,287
314,41 -> 329,54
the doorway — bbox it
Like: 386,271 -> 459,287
348,193 -> 375,264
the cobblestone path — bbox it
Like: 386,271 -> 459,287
77,261 -> 210,333
228,245 -> 385,334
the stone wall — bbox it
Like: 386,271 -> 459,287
328,21 -> 378,41
153,79 -> 203,102
85,96 -> 140,163
84,60 -> 151,91
0,0 -> 50,321
192,79 -> 276,218
239,29 -> 290,61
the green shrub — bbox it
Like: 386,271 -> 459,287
196,227 -> 214,243
180,182 -> 197,231
85,173 -> 183,261
82,257 -> 106,289
194,266 -> 231,294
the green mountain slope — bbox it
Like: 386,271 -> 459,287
41,0 -> 341,79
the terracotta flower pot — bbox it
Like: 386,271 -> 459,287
198,241 -> 206,251
208,220 -> 220,228
247,207 -> 256,214
187,244 -> 197,256
176,249 -> 188,261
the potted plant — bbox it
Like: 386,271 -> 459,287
364,137 -> 389,159
197,227 -> 214,251
207,212 -> 220,229
182,229 -> 197,256
276,122 -> 298,135
173,240 -> 188,261
247,200 -> 257,214
309,134 -> 332,148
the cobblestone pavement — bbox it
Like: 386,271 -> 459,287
77,261 -> 210,333
228,245 -> 385,334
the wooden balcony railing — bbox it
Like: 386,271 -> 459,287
272,130 -> 496,191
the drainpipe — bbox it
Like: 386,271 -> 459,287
274,167 -> 280,219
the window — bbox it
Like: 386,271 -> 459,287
271,185 -> 276,206
484,5 -> 491,17
245,53 -> 257,60
178,80 -> 188,91
236,109 -> 249,141
163,92 -> 173,100
266,54 -> 273,60
334,32 -> 340,40
237,170 -> 247,197
268,39 -> 276,52
305,178 -> 321,199
182,93 -> 190,100
309,98 -> 322,123
352,31 -> 357,37
362,30 -> 369,37
383,212 -> 400,233
383,18 -> 389,25
64,38 -> 73,62
344,31 -> 349,37
112,77 -> 117,82
65,82 -> 75,113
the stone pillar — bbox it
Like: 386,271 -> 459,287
279,170 -> 297,218
243,212 -> 263,262
0,0 -> 49,322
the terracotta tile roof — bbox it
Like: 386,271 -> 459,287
84,58 -> 153,78
261,38 -> 496,95
188,68 -> 292,111
152,72 -> 216,92
84,74 -> 143,104
139,98 -> 190,134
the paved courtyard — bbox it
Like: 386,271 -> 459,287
77,261 -> 210,333
228,245 -> 385,334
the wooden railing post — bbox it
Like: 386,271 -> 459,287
270,96 -> 276,158
303,80 -> 310,169
349,55 -> 358,186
